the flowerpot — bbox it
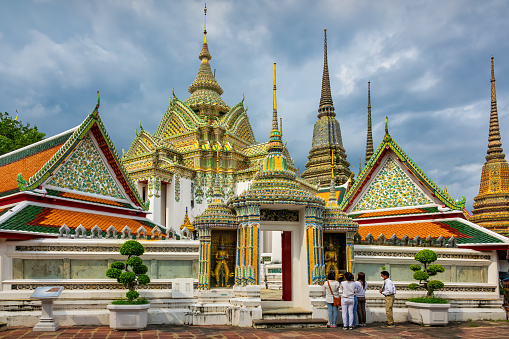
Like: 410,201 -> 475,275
405,301 -> 450,326
107,303 -> 150,330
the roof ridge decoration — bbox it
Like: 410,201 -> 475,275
486,56 -> 505,162
184,3 -> 230,117
340,117 -> 465,212
365,82 -> 374,165
16,92 -> 148,210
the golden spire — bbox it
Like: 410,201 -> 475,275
331,149 -> 334,179
486,56 -> 505,161
273,62 -> 278,130
204,3 -> 207,44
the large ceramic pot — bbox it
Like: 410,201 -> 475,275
405,301 -> 450,326
107,303 -> 150,330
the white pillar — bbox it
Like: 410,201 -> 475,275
271,231 -> 282,263
148,177 -> 162,224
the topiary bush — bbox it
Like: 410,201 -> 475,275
408,249 -> 445,298
106,240 -> 150,304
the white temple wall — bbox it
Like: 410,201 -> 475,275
354,245 -> 501,299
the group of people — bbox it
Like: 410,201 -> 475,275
323,270 -> 396,329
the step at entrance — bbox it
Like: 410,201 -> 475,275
253,307 -> 327,329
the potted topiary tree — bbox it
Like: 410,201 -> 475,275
405,249 -> 450,326
106,240 -> 151,330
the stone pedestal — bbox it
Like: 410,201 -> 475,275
308,285 -> 327,320
187,289 -> 234,325
33,299 -> 60,331
230,285 -> 262,327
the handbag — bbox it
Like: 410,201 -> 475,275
327,280 -> 341,306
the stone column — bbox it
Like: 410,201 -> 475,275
197,227 -> 211,290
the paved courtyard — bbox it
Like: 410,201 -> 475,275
1,321 -> 509,339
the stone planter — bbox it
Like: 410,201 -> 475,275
107,303 -> 150,330
406,301 -> 450,326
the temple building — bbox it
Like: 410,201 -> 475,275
470,57 -> 509,236
1,4 -> 509,329
121,5 -> 314,241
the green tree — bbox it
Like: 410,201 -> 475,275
0,112 -> 46,156
106,240 -> 150,303
408,249 -> 445,297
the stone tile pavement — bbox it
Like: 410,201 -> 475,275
1,321 -> 508,339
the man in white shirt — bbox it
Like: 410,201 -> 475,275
379,270 -> 396,327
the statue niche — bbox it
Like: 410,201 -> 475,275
323,233 -> 347,279
210,230 -> 236,288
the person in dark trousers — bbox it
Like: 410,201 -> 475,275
355,272 -> 368,326
379,270 -> 396,327
323,271 -> 340,328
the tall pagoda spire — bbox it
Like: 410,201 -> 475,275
486,56 -> 505,161
185,3 -> 230,118
365,82 -> 374,164
470,56 -> 509,235
318,29 -> 335,118
268,63 -> 283,154
301,29 -> 351,187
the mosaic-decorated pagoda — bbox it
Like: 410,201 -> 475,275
470,57 -> 509,236
0,93 -> 173,240
301,29 -> 351,188
121,5 -> 310,233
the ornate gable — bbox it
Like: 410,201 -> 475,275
341,122 -> 465,213
154,96 -> 205,140
47,133 -> 126,200
351,156 -> 433,212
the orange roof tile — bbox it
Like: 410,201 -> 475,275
0,144 -> 64,194
30,208 -> 156,235
316,191 -> 341,202
358,221 -> 470,240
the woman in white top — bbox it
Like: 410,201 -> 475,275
355,272 -> 368,326
340,271 -> 356,330
323,271 -> 340,327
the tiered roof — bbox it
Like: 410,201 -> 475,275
341,120 -> 508,246
0,93 -> 173,240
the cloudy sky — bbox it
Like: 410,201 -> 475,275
1,0 -> 509,211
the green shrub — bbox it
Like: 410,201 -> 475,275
408,297 -> 448,304
408,249 -> 445,297
106,240 -> 151,303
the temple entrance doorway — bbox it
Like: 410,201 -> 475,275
260,229 -> 293,303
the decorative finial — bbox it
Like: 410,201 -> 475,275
93,91 -> 100,116
242,93 -> 245,103
139,121 -> 143,130
365,81 -> 374,164
15,110 -> 18,121
272,62 -> 278,131
204,3 -> 207,44
383,116 -> 392,142
486,56 -> 505,161
172,88 -> 175,97
385,116 -> 388,134
359,157 -> 362,176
